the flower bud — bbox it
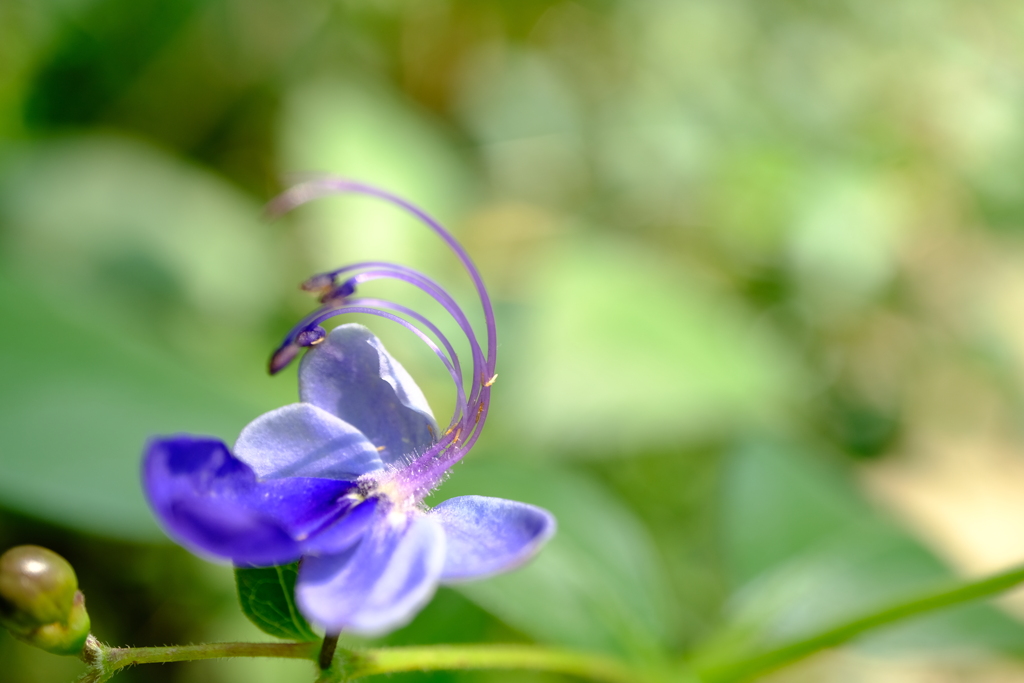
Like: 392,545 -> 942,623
0,546 -> 90,656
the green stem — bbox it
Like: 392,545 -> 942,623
701,562 -> 1024,682
78,637 -> 644,683
104,640 -> 319,671
339,644 -> 643,683
73,562 -> 1024,682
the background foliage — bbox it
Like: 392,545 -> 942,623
4,0 -> 1024,681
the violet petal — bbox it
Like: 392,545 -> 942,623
301,496 -> 380,555
234,403 -> 384,480
296,511 -> 445,634
299,324 -> 439,463
432,496 -> 556,582
143,436 -> 355,566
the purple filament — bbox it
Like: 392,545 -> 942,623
313,260 -> 486,393
298,302 -> 468,433
269,179 -> 497,375
269,179 -> 497,477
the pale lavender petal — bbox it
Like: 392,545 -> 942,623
432,496 -> 556,582
142,436 -> 356,566
234,403 -> 384,480
296,511 -> 445,635
299,324 -> 438,464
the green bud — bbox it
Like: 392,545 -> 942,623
0,545 -> 91,656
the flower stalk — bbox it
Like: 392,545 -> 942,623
75,638 -> 647,683
325,644 -> 648,683
318,633 -> 340,670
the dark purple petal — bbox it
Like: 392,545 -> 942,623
143,436 -> 357,566
301,496 -> 379,555
254,477 -> 362,543
299,324 -> 439,464
431,496 -> 556,582
296,511 -> 445,634
234,403 -> 384,480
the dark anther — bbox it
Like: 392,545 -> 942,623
301,273 -> 335,293
319,279 -> 356,305
268,342 -> 301,375
296,327 -> 327,347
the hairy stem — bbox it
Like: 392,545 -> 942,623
700,562 -> 1024,682
319,634 -> 340,670
78,638 -> 646,683
334,644 -> 645,683
72,562 -> 1024,682
103,641 -> 319,672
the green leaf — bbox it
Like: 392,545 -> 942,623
429,457 -> 678,662
234,563 -> 318,642
0,272 -> 265,539
691,440 -> 1024,671
508,237 -> 806,455
0,135 -> 293,539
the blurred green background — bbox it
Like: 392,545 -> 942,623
5,0 -> 1024,681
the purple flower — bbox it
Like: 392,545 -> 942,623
142,180 -> 555,635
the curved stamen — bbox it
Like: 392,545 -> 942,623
349,296 -> 465,394
269,178 -> 498,480
460,394 -> 492,454
271,287 -> 470,420
309,261 -> 486,400
300,304 -> 468,432
283,262 -> 487,422
348,268 -> 484,401
269,179 -> 497,375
